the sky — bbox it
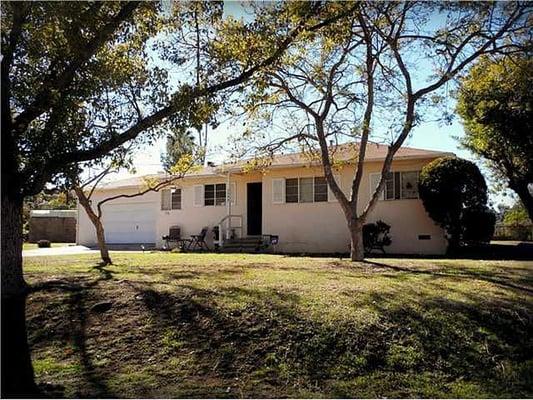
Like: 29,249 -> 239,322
123,1 -> 515,207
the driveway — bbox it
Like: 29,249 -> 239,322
23,245 -> 97,257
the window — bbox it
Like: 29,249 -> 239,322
171,188 -> 181,209
215,183 -> 226,205
285,178 -> 298,203
400,171 -> 419,199
204,183 -> 227,206
205,184 -> 215,206
370,171 -> 419,200
314,177 -> 328,202
284,177 -> 330,204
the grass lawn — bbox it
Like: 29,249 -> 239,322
24,253 -> 533,398
23,242 -> 75,250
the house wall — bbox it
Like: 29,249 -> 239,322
77,157 -> 447,254
261,157 -> 447,254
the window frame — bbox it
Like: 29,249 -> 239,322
400,171 -> 420,199
204,183 -> 227,207
369,171 -> 420,201
283,176 -> 331,204
170,188 -> 182,210
201,182 -> 236,207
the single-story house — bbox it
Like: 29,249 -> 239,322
76,143 -> 453,254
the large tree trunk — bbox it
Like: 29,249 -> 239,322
74,186 -> 112,265
1,192 -> 39,397
349,220 -> 365,261
512,181 -> 533,223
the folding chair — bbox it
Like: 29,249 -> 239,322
162,226 -> 188,250
187,227 -> 209,251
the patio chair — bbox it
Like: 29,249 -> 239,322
162,226 -> 189,250
187,227 -> 209,251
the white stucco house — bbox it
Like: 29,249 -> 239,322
76,143 -> 453,255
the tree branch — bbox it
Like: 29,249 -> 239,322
12,2 -> 141,136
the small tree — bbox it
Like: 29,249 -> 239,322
161,128 -> 197,173
457,56 -> 533,221
419,157 -> 495,251
73,153 -> 197,265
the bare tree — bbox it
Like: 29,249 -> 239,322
237,2 -> 531,261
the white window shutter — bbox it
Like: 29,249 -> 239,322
193,185 -> 204,207
161,189 -> 171,210
328,174 -> 342,202
229,182 -> 237,206
272,178 -> 285,204
369,173 -> 384,200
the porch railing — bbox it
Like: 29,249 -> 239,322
217,214 -> 243,247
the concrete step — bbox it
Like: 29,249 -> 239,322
220,237 -> 264,253
224,237 -> 263,244
219,246 -> 261,253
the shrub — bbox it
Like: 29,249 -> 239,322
419,157 -> 492,251
462,208 -> 496,244
363,220 -> 392,253
37,240 -> 51,248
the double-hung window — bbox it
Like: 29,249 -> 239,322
204,183 -> 226,206
370,171 -> 420,200
284,177 -> 329,203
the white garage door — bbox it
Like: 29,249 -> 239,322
102,202 -> 156,244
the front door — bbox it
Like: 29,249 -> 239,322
247,182 -> 262,235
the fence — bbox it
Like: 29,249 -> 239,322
493,224 -> 533,241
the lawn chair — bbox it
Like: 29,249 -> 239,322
187,227 -> 209,251
162,226 -> 188,250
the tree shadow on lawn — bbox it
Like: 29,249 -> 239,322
133,282 -> 533,398
64,290 -> 115,398
363,260 -> 533,295
27,260 -> 533,398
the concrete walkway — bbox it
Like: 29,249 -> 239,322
23,245 -> 97,257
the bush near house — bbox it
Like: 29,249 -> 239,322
462,209 -> 497,244
418,157 -> 496,251
363,220 -> 392,254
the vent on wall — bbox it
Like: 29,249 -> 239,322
418,234 -> 431,240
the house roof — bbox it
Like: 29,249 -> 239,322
238,142 -> 452,168
97,143 -> 453,190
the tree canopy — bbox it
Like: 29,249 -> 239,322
161,128 -> 198,173
1,2 -> 334,395
456,56 -> 533,221
419,157 -> 495,250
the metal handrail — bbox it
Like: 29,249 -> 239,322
217,214 -> 243,247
